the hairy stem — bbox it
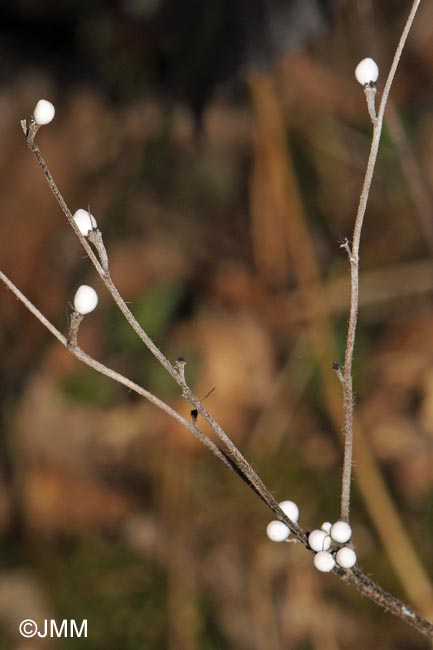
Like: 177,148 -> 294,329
21,122 -> 307,540
340,0 -> 421,521
0,271 -> 230,468
2,269 -> 433,638
0,268 -> 305,540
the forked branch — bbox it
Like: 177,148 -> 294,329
340,0 -> 422,522
1,265 -> 433,638
1,0 -> 431,639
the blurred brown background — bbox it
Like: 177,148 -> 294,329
1,0 -> 433,648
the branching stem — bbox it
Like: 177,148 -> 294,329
2,2 -> 431,637
340,0 -> 421,522
20,122 -> 294,533
2,268 -> 433,639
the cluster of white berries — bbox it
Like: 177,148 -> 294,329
309,520 -> 356,572
266,500 -> 299,542
268,57 -> 377,569
266,504 -> 356,573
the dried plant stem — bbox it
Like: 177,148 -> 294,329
0,268 -> 304,539
0,271 -> 229,469
2,269 -> 433,639
21,120 -> 181,385
248,70 -> 433,616
340,0 -> 421,522
340,566 -> 433,639
5,2 -> 431,634
355,0 -> 433,255
20,122 -> 307,542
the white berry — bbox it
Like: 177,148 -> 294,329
321,521 -> 332,534
355,58 -> 379,85
73,209 -> 97,235
278,500 -> 299,523
314,551 -> 335,573
73,285 -> 98,315
266,520 -> 290,542
33,99 -> 55,125
308,529 -> 331,552
336,547 -> 357,569
330,521 -> 352,544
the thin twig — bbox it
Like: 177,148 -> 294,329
364,82 -> 377,123
2,268 -> 433,639
340,0 -> 421,522
0,263 -> 305,539
20,120 -> 181,384
248,63 -> 433,615
0,270 -> 231,469
21,118 -> 308,544
354,0 -> 433,254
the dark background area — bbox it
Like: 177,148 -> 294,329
1,1 -> 433,648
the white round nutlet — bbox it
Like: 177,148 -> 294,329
330,521 -> 352,544
321,521 -> 332,534
308,529 -> 331,552
336,547 -> 357,569
73,209 -> 98,235
278,500 -> 299,523
33,99 -> 56,125
266,520 -> 290,542
73,285 -> 99,315
355,58 -> 379,85
314,551 -> 335,573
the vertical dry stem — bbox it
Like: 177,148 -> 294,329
248,53 -> 433,612
340,0 -> 422,521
